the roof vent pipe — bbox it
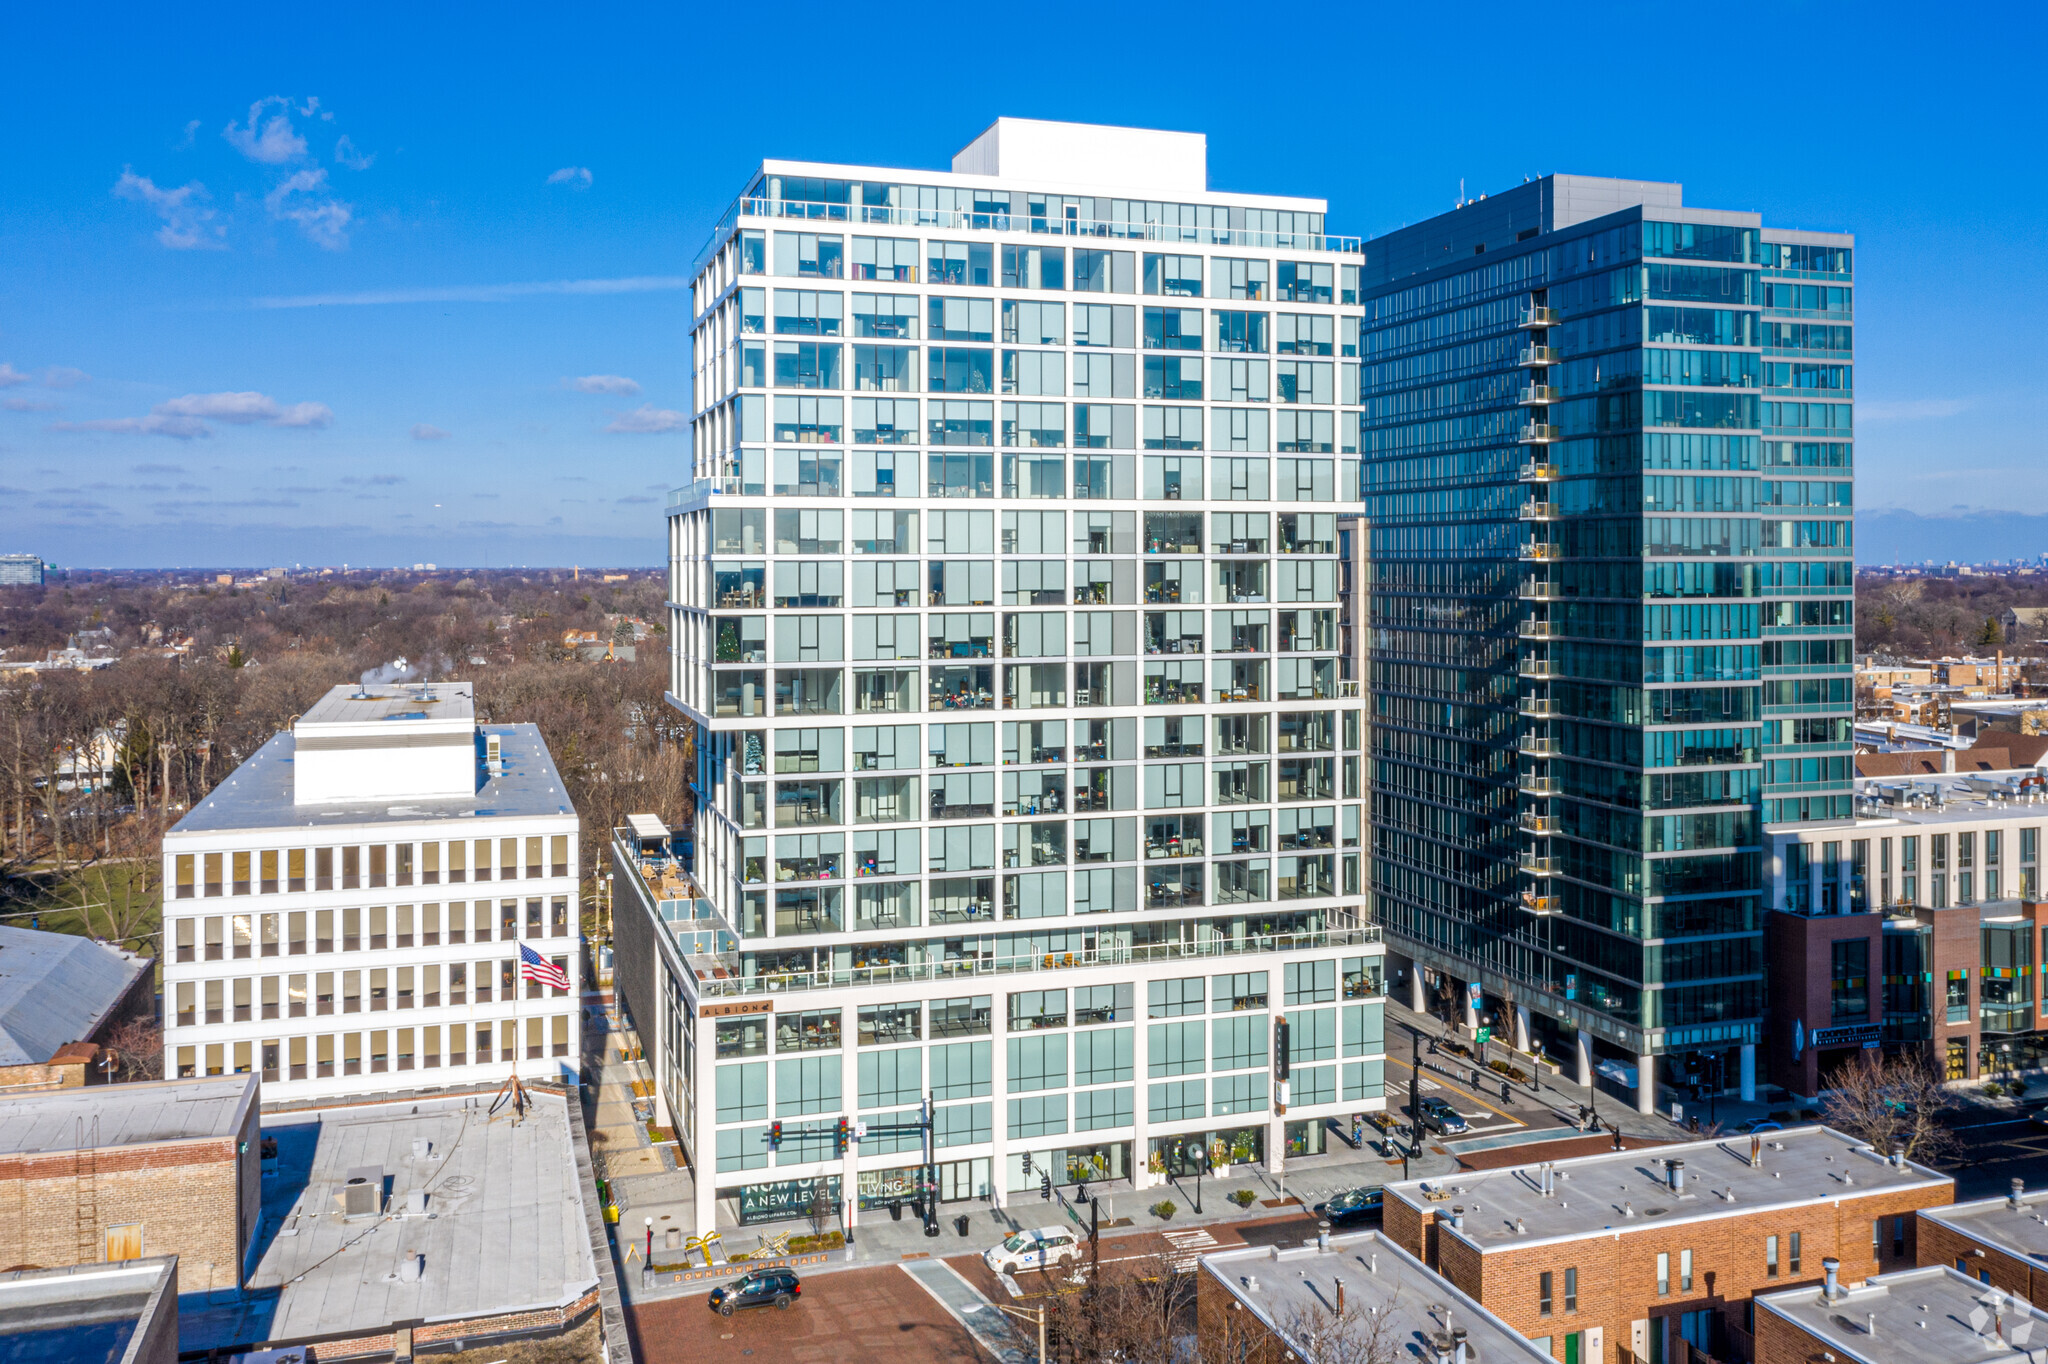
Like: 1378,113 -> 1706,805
1892,1142 -> 1906,1169
1337,1279 -> 1347,1314
1449,1206 -> 1465,1232
1867,1313 -> 1876,1339
1823,1257 -> 1841,1302
2013,1178 -> 2027,1210
1434,1333 -> 1454,1364
1319,1221 -> 1332,1252
1668,1159 -> 1685,1195
1453,1328 -> 1470,1364
1751,1135 -> 1763,1169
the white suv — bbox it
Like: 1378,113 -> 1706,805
983,1226 -> 1080,1275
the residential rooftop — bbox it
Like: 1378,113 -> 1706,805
1756,1263 -> 2048,1364
0,924 -> 151,1066
165,721 -> 573,836
0,1074 -> 255,1155
179,1085 -> 597,1353
1385,1126 -> 1951,1251
0,1258 -> 178,1364
1921,1187 -> 2048,1265
1199,1230 -> 1550,1364
298,679 -> 476,728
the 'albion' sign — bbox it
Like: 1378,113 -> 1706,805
1810,1023 -> 1882,1048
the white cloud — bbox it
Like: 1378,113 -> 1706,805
113,170 -> 225,250
176,119 -> 200,150
334,135 -> 375,171
606,404 -> 687,434
252,275 -> 689,307
0,364 -> 25,388
566,374 -> 640,395
41,367 -> 88,389
264,168 -> 352,250
546,166 -> 593,189
4,398 -> 58,413
272,401 -> 335,428
1861,398 -> 1972,421
51,415 -> 209,440
222,96 -> 308,164
158,391 -> 290,423
411,423 -> 451,440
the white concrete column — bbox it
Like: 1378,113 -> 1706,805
1130,1011 -> 1154,1191
989,1014 -> 1011,1206
841,1043 -> 860,1242
1635,1052 -> 1657,1116
1513,1005 -> 1532,1054
1739,1043 -> 1757,1102
694,1013 -> 718,1235
1461,983 -> 1479,1034
1409,965 -> 1426,1014
1576,1031 -> 1594,1089
1268,1110 -> 1286,1176
1810,857 -> 1825,914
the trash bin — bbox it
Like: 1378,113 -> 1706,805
924,1219 -> 941,1238
955,1214 -> 971,1236
889,1200 -> 904,1222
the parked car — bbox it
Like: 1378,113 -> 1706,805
708,1268 -> 802,1316
1739,1118 -> 1784,1135
983,1225 -> 1081,1275
1313,1186 -> 1385,1228
1413,1096 -> 1469,1135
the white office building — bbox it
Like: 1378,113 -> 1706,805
162,682 -> 581,1098
634,119 -> 1387,1235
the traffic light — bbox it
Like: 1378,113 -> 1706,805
767,1121 -> 783,1151
1040,1174 -> 1052,1201
834,1117 -> 850,1155
1021,1151 -> 1033,1177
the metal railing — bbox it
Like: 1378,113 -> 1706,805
693,925 -> 1383,998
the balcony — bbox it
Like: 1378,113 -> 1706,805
1517,578 -> 1558,599
1518,774 -> 1559,796
1517,385 -> 1559,405
1519,892 -> 1561,916
1517,461 -> 1560,482
1516,346 -> 1557,367
1519,812 -> 1557,834
1518,502 -> 1561,523
1519,543 -> 1560,561
1517,657 -> 1555,678
1520,853 -> 1558,876
690,925 -> 1385,998
1518,306 -> 1560,329
1518,696 -> 1552,717
1518,424 -> 1560,445
1518,734 -> 1558,756
1517,619 -> 1554,639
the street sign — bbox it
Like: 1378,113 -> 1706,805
1476,1027 -> 1492,1045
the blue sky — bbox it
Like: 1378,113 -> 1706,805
1,0 -> 2042,568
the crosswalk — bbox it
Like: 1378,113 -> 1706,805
1160,1227 -> 1220,1270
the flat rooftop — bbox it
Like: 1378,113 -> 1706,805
0,1074 -> 254,1155
0,1258 -> 177,1364
181,1086 -> 597,1352
166,721 -> 572,836
1201,1231 -> 1550,1364
298,680 -> 475,728
1757,1263 -> 2048,1364
1921,1188 -> 2048,1263
1386,1126 -> 1951,1251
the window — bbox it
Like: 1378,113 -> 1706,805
1765,1234 -> 1779,1277
1008,1094 -> 1069,1140
1680,1248 -> 1693,1291
1790,1230 -> 1801,1273
1564,1267 -> 1577,1312
1074,1027 -> 1133,1085
928,240 -> 992,287
1143,254 -> 1202,297
1830,938 -> 1869,1021
774,232 -> 843,279
852,292 -> 918,339
1007,1032 -> 1068,1091
1073,249 -> 1134,294
1285,960 -> 1336,1005
1009,989 -> 1068,1031
1075,1086 -> 1133,1132
1149,1079 -> 1205,1123
933,995 -> 991,1038
1149,1020 -> 1205,1076
1149,977 -> 1205,1018
1213,971 -> 1268,1011
1657,1252 -> 1670,1296
775,1055 -> 842,1115
1211,257 -> 1268,301
1540,1271 -> 1554,1317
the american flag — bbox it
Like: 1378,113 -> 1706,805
519,942 -> 570,992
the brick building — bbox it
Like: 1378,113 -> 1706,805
1197,1229 -> 1549,1364
0,1257 -> 180,1364
1754,1262 -> 2048,1364
1915,1185 -> 2048,1308
0,1075 -> 259,1293
1382,1127 -> 1954,1364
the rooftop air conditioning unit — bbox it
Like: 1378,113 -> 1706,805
341,1166 -> 384,1218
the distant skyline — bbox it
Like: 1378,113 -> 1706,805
2,0 -> 2042,568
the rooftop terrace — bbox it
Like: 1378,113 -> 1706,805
1200,1230 -> 1550,1364
1387,1126 -> 1951,1251
1757,1263 -> 2048,1364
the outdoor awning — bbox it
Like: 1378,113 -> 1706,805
626,813 -> 670,842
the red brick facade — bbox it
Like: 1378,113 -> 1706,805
1915,1214 -> 2048,1308
1389,1184 -> 1952,1363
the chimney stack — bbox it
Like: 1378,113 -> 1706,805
1823,1257 -> 1841,1301
1667,1159 -> 1686,1195
1453,1328 -> 1470,1364
2012,1178 -> 2026,1210
1448,1206 -> 1465,1232
1892,1142 -> 1906,1168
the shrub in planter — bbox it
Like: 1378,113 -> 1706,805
1151,1200 -> 1177,1220
1229,1189 -> 1258,1208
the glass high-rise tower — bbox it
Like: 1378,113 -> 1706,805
1356,176 -> 1853,1111
649,121 -> 1386,1236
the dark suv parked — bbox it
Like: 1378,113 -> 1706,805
709,1269 -> 802,1316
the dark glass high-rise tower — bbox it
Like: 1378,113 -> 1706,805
1356,176 -> 1854,1109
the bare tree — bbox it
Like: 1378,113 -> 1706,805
99,1016 -> 164,1082
1276,1287 -> 1406,1364
1819,1049 -> 1958,1165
